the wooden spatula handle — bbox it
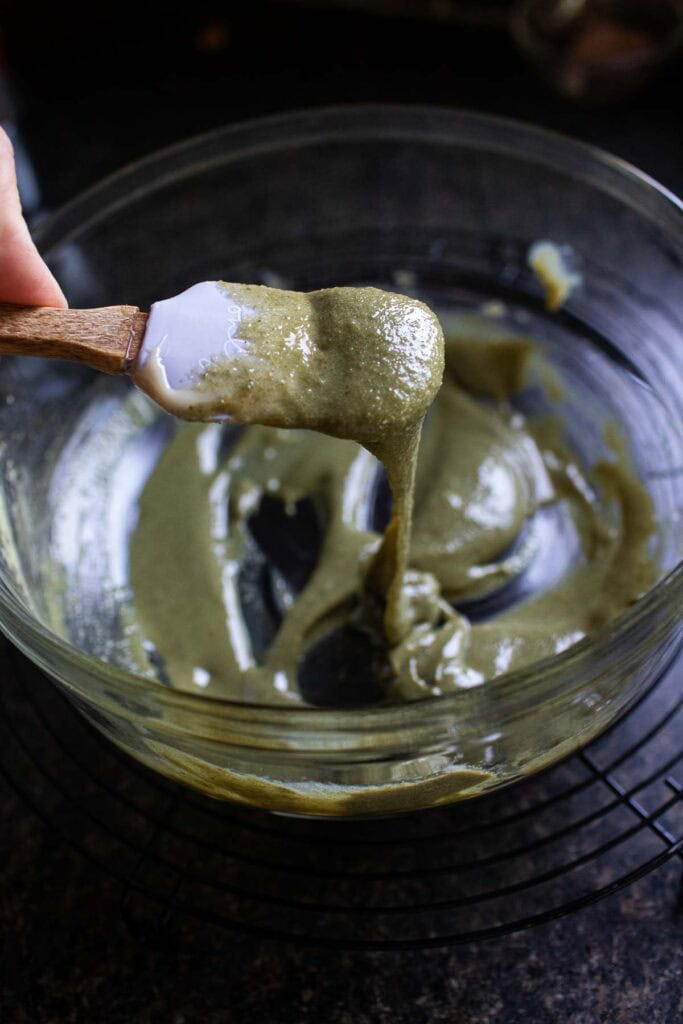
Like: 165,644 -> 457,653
0,302 -> 148,374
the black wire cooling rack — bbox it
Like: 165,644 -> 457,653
1,642 -> 681,952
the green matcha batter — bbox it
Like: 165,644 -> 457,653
137,284 -> 443,644
127,289 -> 656,705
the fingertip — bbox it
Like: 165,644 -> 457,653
0,131 -> 67,308
0,126 -> 13,154
0,224 -> 68,308
36,277 -> 69,309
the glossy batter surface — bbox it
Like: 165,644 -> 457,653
134,283 -> 444,642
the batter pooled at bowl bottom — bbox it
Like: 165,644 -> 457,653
127,304 -> 657,705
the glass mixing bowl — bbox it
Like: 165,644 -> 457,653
0,107 -> 680,816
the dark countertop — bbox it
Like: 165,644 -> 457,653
1,825 -> 681,1024
1,5 -> 682,1021
2,705 -> 682,1024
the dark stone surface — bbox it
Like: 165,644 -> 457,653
0,5 -> 681,1021
1,769 -> 682,1024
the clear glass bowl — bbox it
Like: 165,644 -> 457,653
0,107 -> 680,816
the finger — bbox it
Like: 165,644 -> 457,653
0,128 -> 67,308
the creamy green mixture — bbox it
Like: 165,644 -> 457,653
136,284 -> 443,643
127,286 -> 656,705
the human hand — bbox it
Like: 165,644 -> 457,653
0,127 -> 66,308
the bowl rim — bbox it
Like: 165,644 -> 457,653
34,104 -> 683,249
12,103 -> 682,724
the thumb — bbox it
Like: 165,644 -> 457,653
0,128 -> 67,308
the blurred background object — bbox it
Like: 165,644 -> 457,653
274,0 -> 512,28
511,0 -> 683,103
